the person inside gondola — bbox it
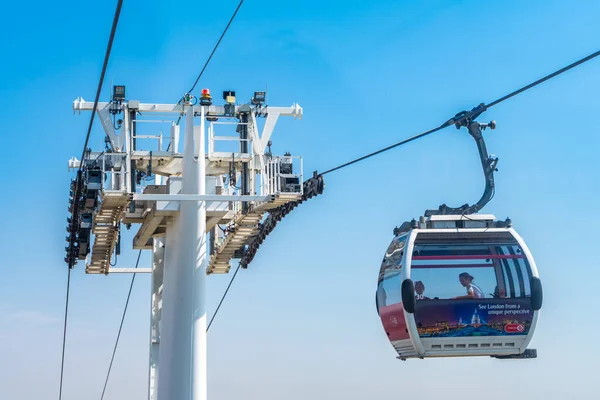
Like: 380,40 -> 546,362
453,272 -> 485,299
414,280 -> 430,300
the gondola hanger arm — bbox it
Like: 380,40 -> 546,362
425,105 -> 498,216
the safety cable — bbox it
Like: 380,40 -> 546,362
61,2 -> 124,399
187,0 -> 245,95
58,268 -> 72,400
320,49 -> 600,176
78,0 -> 124,171
207,262 -> 241,332
100,249 -> 142,400
176,0 -> 245,125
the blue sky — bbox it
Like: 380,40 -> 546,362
1,0 -> 600,398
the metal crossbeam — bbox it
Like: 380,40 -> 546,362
133,194 -> 275,202
73,99 -> 303,118
108,268 -> 152,273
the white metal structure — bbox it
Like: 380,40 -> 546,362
68,92 -> 305,400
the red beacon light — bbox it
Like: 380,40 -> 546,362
200,88 -> 212,106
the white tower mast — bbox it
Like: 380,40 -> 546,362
67,88 -> 313,399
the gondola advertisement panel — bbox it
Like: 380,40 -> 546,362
414,298 -> 532,338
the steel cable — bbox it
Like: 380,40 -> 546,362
320,49 -> 600,176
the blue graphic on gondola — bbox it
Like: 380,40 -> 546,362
415,298 -> 532,338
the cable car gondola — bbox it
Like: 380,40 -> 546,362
376,108 -> 543,360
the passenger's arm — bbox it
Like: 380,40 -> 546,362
453,288 -> 475,300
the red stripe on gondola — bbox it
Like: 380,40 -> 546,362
412,254 -> 525,260
411,263 -> 492,269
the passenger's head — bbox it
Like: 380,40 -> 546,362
414,280 -> 425,294
459,272 -> 474,287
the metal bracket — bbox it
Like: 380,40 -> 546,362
97,106 -> 124,151
425,105 -> 498,216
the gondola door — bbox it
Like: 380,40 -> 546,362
376,231 -> 416,357
400,229 -> 426,356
